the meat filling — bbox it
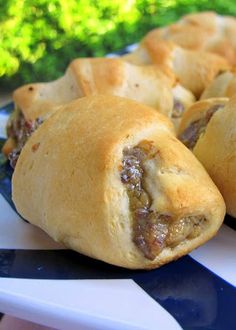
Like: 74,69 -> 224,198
7,109 -> 43,168
121,141 -> 207,260
172,99 -> 185,119
179,104 -> 225,149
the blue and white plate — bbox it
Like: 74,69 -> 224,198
0,102 -> 236,330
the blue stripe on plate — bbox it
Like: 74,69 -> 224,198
0,249 -> 235,329
0,102 -> 14,116
0,157 -> 18,214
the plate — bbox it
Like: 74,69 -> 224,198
0,103 -> 236,330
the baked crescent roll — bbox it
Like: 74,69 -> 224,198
140,11 -> 236,65
12,57 -> 175,118
12,95 -> 225,269
178,97 -> 229,150
122,40 -> 229,97
201,71 -> 236,99
3,57 -> 176,158
179,96 -> 236,217
180,11 -> 236,65
178,97 -> 229,149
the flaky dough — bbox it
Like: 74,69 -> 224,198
12,95 -> 225,268
139,11 -> 236,65
4,58 -> 178,157
122,40 -> 229,97
13,57 -> 175,120
178,97 -> 229,137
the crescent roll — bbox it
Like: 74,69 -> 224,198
179,96 -> 236,217
12,95 -> 225,269
122,40 -> 229,97
12,58 -> 175,118
139,11 -> 236,65
178,97 -> 229,149
3,57 -> 176,158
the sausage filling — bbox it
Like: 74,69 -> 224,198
179,104 -> 225,149
7,109 -> 43,168
172,99 -> 185,119
121,141 -> 207,260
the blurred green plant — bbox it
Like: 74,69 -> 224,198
1,0 -> 236,90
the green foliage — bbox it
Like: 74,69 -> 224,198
1,0 -> 236,90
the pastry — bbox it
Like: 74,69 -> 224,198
178,96 -> 236,217
139,11 -> 236,65
3,57 -> 176,158
122,40 -> 229,97
12,95 -> 225,269
178,97 -> 229,149
12,57 -> 175,117
4,81 -> 195,167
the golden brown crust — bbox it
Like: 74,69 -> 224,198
144,24 -> 213,51
181,11 -> 217,29
13,58 -> 175,120
7,58 -> 176,158
182,12 -> 236,65
4,58 -> 176,157
173,47 -> 229,97
139,11 -> 236,65
123,39 -> 229,97
12,95 -> 225,269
